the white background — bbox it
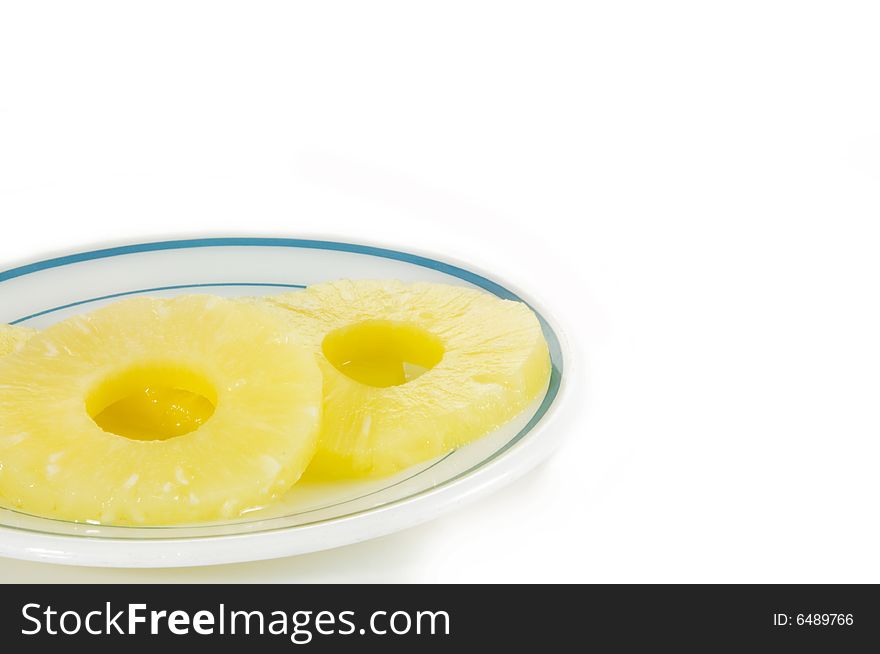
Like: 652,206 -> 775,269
1,1 -> 879,583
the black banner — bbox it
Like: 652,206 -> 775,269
0,585 -> 875,650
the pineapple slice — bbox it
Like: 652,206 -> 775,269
0,324 -> 36,356
267,280 -> 551,479
0,295 -> 322,525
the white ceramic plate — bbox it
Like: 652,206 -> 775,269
0,238 -> 569,567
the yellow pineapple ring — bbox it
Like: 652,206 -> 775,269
0,295 -> 322,525
268,280 -> 551,479
0,324 -> 36,356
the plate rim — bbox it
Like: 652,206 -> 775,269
0,235 -> 576,567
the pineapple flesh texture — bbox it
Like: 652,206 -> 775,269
267,280 -> 551,479
0,295 -> 323,525
0,324 -> 36,356
1,324 -> 211,440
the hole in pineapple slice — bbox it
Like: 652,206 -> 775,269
322,320 -> 445,388
86,364 -> 217,441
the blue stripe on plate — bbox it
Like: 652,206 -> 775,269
10,283 -> 306,325
0,237 -> 524,302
